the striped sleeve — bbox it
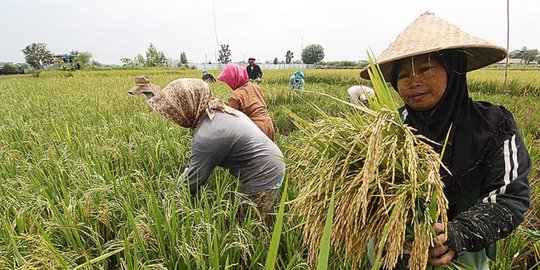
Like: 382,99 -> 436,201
446,129 -> 531,254
480,131 -> 531,222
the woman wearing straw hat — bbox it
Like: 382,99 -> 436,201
217,63 -> 276,141
129,77 -> 285,220
360,12 -> 531,269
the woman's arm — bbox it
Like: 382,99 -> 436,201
446,129 -> 531,254
228,91 -> 246,111
183,132 -> 228,194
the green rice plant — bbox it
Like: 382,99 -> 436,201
265,177 -> 289,269
287,53 -> 448,269
0,67 -> 538,268
492,227 -> 540,269
316,185 -> 336,270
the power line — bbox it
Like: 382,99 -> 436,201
213,0 -> 220,50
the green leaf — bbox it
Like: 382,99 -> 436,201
316,185 -> 336,270
265,177 -> 289,269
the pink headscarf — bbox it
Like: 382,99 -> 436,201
217,63 -> 249,90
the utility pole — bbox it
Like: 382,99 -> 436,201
301,36 -> 304,63
504,0 -> 509,89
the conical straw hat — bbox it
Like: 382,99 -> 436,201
128,75 -> 161,95
360,12 -> 507,81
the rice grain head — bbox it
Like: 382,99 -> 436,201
288,55 -> 448,269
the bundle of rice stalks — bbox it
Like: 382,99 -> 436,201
287,54 -> 449,269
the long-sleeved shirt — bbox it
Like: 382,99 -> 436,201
401,106 -> 531,267
185,109 -> 285,193
445,125 -> 531,256
228,82 -> 275,141
246,64 -> 263,80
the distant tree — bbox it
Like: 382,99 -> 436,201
18,63 -> 30,70
180,52 -> 188,64
357,60 -> 369,68
70,50 -> 80,59
521,49 -> 539,64
91,60 -> 102,67
301,44 -> 325,64
75,51 -> 92,69
218,44 -> 231,64
2,63 -> 19,74
135,54 -> 145,67
145,43 -> 166,67
512,47 -> 539,64
285,50 -> 294,64
273,57 -> 278,64
22,43 -> 53,69
120,58 -> 135,68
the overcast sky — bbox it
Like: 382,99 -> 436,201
1,0 -> 538,65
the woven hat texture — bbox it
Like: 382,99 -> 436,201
360,12 -> 507,81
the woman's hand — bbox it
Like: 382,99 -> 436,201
428,223 -> 456,266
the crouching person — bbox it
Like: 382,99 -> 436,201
202,70 -> 217,83
347,85 -> 375,106
289,70 -> 305,91
128,77 -> 285,221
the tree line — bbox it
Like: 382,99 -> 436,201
120,43 -> 327,68
21,43 -> 93,70
17,42 -> 367,69
509,47 -> 540,64
216,43 -> 326,65
19,43 -> 540,71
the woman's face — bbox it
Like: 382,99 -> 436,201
396,54 -> 448,111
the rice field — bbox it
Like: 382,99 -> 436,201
0,68 -> 539,269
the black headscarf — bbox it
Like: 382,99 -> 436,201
391,50 -> 514,199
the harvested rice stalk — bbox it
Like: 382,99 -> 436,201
288,55 -> 448,270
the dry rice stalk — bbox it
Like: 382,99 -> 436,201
288,105 -> 448,269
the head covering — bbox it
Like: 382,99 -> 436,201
146,78 -> 236,128
248,57 -> 256,61
397,50 -> 514,204
359,12 -> 507,80
217,63 -> 249,90
128,75 -> 161,96
294,70 -> 304,80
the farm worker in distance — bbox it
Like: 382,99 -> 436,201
128,76 -> 285,220
347,85 -> 375,106
246,57 -> 263,83
289,70 -> 305,91
217,63 -> 276,141
201,70 -> 216,83
360,12 -> 530,269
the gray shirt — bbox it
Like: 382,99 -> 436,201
185,109 -> 285,193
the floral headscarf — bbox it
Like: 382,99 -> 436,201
147,78 -> 236,128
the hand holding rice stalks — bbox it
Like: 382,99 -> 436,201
287,55 -> 449,269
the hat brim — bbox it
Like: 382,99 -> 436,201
128,83 -> 161,96
360,45 -> 507,81
360,13 -> 507,82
